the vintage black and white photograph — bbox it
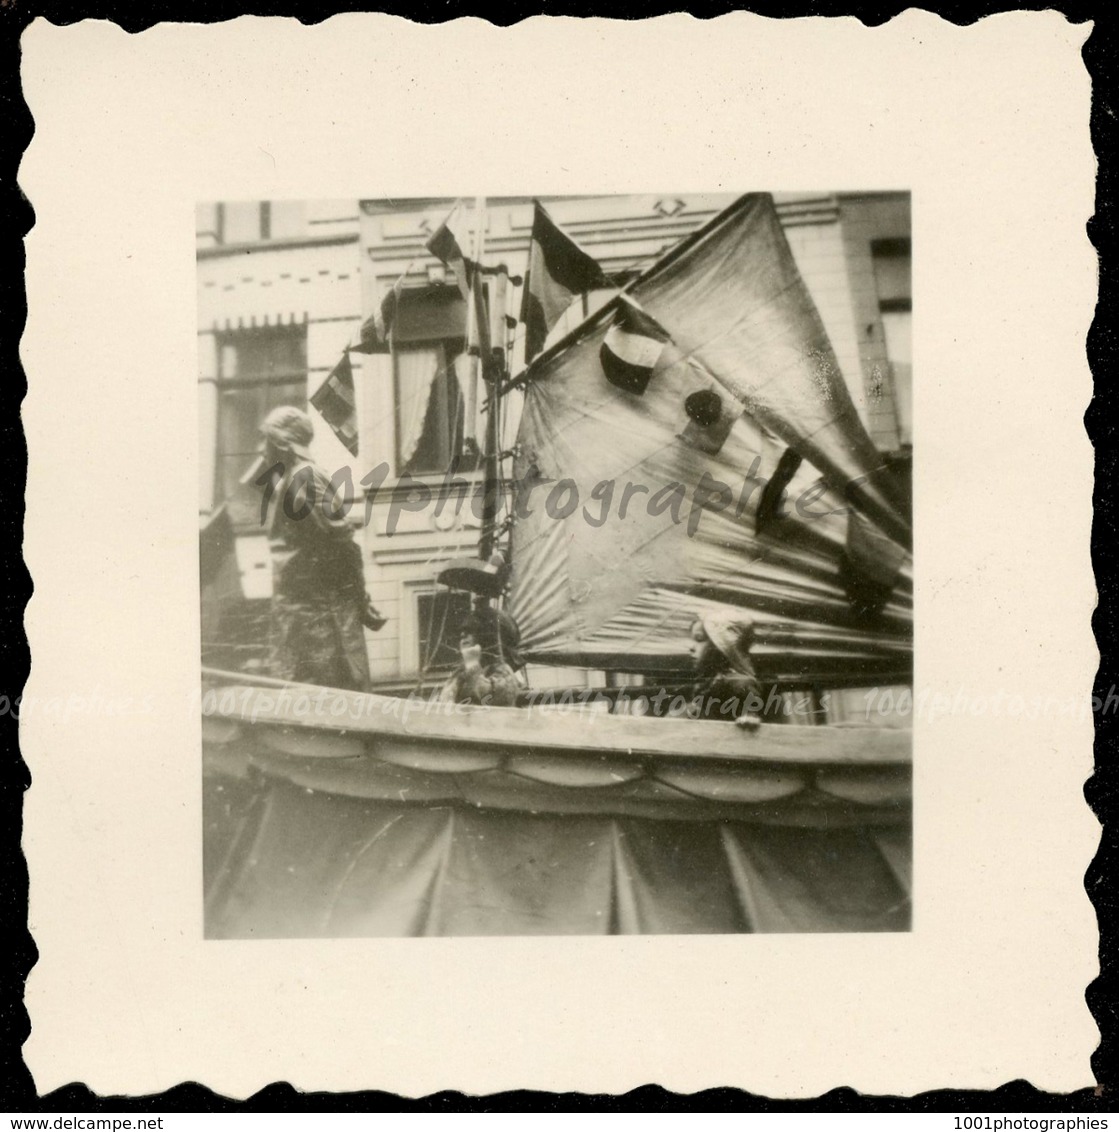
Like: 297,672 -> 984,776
20,9 -> 1097,1098
198,192 -> 914,938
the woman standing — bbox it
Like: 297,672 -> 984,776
258,406 -> 383,692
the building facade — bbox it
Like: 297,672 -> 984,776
197,192 -> 911,693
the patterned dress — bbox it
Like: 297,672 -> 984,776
266,459 -> 371,692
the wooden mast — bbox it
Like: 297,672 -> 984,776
432,197 -> 510,617
472,196 -> 506,564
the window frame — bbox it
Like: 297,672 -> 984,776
869,236 -> 913,449
213,322 -> 309,510
212,200 -> 307,245
404,582 -> 475,674
392,338 -> 470,478
389,282 -> 476,479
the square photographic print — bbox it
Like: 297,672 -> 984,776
22,15 -> 1097,1096
198,192 -> 913,939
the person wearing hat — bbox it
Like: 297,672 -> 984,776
258,406 -> 384,692
688,610 -> 764,729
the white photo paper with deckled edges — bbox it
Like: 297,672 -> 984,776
19,12 -> 1097,1099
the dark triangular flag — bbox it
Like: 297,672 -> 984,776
521,201 -> 604,362
310,352 -> 358,455
426,202 -> 473,300
599,295 -> 671,395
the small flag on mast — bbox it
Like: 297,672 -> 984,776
426,201 -> 474,300
599,295 -> 671,395
310,352 -> 359,455
521,201 -> 605,362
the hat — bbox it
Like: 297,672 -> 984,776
261,405 -> 314,459
436,553 -> 509,598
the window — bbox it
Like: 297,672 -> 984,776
390,284 -> 481,477
415,589 -> 474,671
395,341 -> 468,476
879,309 -> 911,446
216,201 -> 306,244
871,237 -> 912,448
215,323 -> 308,507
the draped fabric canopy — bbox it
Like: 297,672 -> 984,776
508,194 -> 912,684
201,692 -> 911,938
204,769 -> 910,938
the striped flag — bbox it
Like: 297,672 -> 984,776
599,295 -> 671,395
521,201 -> 604,362
351,274 -> 405,355
426,201 -> 473,300
310,352 -> 358,455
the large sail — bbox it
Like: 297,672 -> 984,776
508,193 -> 912,685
